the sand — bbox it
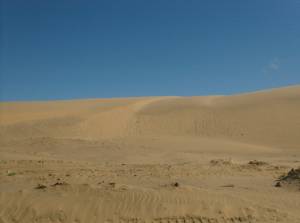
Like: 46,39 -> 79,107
0,85 -> 300,223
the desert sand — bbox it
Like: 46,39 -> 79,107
0,85 -> 300,223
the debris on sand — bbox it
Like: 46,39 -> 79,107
274,182 -> 281,187
7,172 -> 16,176
279,168 -> 300,181
51,181 -> 68,187
162,182 -> 180,189
221,184 -> 235,188
35,184 -> 47,190
275,168 -> 300,189
248,160 -> 268,166
108,182 -> 116,188
210,159 -> 233,166
171,182 -> 179,187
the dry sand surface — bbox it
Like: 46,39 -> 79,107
0,85 -> 300,223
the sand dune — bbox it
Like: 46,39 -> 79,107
0,86 -> 300,223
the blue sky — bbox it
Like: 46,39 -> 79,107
1,0 -> 300,101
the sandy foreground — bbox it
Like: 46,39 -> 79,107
0,86 -> 300,223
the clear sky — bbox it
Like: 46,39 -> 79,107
1,0 -> 300,101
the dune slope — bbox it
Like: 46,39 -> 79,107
1,85 -> 300,149
0,85 -> 300,223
